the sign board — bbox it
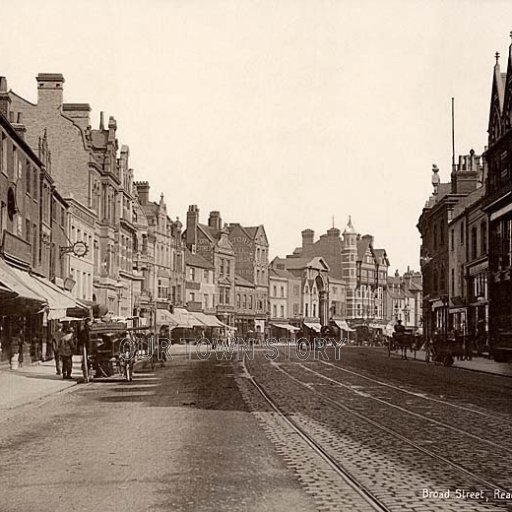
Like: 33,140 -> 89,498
90,322 -> 127,333
2,231 -> 32,265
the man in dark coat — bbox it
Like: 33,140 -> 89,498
59,327 -> 76,379
52,324 -> 64,375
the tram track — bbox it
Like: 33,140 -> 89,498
319,360 -> 512,422
242,358 -> 394,512
270,361 -> 507,494
298,362 -> 512,455
242,355 -> 512,511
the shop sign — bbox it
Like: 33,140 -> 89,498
2,231 -> 32,265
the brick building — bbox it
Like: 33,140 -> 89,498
227,223 -> 269,335
418,155 -> 480,343
0,89 -> 86,361
185,248 -> 216,314
287,219 -> 388,324
184,206 -> 236,327
8,74 -> 101,303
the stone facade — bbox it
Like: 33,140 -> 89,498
234,274 -> 257,335
386,268 -> 422,328
273,256 -> 330,326
135,182 -> 185,312
185,249 -> 216,314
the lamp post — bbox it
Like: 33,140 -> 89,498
115,279 -> 124,317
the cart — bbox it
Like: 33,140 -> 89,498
87,323 -> 151,381
431,334 -> 463,367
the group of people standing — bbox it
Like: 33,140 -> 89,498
51,319 -> 91,380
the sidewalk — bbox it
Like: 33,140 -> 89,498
397,349 -> 512,377
0,356 -> 83,412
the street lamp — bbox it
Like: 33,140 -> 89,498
115,279 -> 124,317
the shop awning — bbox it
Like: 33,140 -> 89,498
191,312 -> 225,328
156,308 -> 205,328
0,259 -> 46,304
304,322 -> 322,333
271,323 -> 299,333
333,320 -> 355,332
0,282 -> 17,299
31,275 -> 84,320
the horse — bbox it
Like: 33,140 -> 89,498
392,331 -> 415,360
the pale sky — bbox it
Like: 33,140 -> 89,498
1,0 -> 511,273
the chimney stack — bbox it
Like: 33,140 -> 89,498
187,205 -> 199,250
301,229 -> 314,248
208,211 -> 222,232
108,116 -> 116,141
99,111 -> 105,130
134,181 -> 150,206
0,77 -> 11,119
11,112 -> 26,140
36,73 -> 64,108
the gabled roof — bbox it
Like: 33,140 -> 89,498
234,274 -> 254,288
244,227 -> 258,238
270,268 -> 298,281
185,249 -> 213,270
198,223 -> 217,242
356,237 -> 374,261
408,281 -> 423,292
284,256 -> 329,272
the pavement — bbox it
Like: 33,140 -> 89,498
392,347 -> 512,377
0,352 -> 317,512
0,355 -> 83,411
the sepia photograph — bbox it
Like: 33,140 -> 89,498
0,1 -> 511,511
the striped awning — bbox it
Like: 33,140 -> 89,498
0,258 -> 46,304
304,322 -> 322,333
271,323 -> 299,333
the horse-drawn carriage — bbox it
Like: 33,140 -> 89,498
388,328 -> 417,359
429,334 -> 465,366
87,323 -> 152,381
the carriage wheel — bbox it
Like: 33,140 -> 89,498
443,354 -> 454,367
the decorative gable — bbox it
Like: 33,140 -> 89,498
502,45 -> 512,132
489,56 -> 506,145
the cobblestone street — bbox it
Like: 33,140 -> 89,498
1,346 -> 511,511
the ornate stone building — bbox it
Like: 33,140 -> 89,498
135,182 -> 185,311
286,219 -> 388,324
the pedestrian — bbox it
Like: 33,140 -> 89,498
465,334 -> 473,361
17,331 -> 25,368
52,323 -> 64,375
59,326 -> 76,379
424,338 -> 432,363
78,318 -> 91,381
